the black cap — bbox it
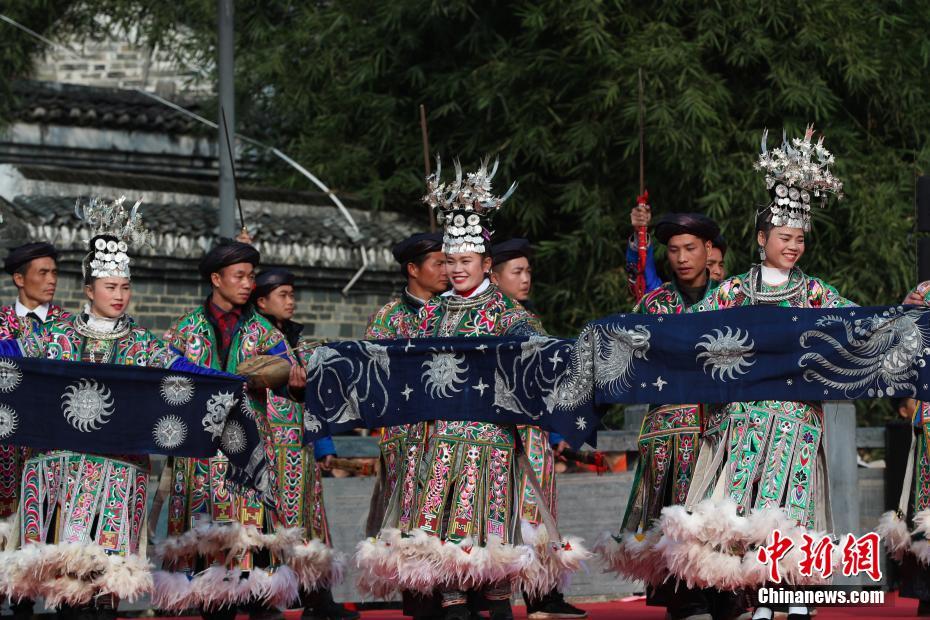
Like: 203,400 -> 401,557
491,238 -> 532,266
198,239 -> 260,281
4,242 -> 59,275
252,268 -> 295,300
392,232 -> 443,265
653,213 -> 720,245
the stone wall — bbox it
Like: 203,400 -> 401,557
0,256 -> 402,339
32,24 -> 211,97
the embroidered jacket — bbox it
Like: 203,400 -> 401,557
0,303 -> 70,339
414,284 -> 542,338
0,302 -> 70,517
365,290 -> 425,339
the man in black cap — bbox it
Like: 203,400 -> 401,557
626,204 -> 727,302
599,214 -> 745,620
364,232 -> 446,620
707,234 -> 727,283
490,238 -> 535,311
157,239 -> 305,620
631,212 -> 720,312
1,242 -> 67,339
490,239 -> 587,620
366,232 -> 447,338
251,269 -> 357,620
0,241 -> 68,619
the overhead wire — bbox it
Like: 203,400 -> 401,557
0,12 -> 369,294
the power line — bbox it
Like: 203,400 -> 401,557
0,12 -> 369,295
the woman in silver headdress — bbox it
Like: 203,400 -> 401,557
3,197 -> 234,620
356,159 -> 588,620
658,127 -> 855,620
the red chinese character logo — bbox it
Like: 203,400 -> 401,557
841,533 -> 882,581
799,533 -> 834,579
756,529 -> 795,583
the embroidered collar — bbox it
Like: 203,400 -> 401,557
15,300 -> 50,322
402,287 -> 429,310
761,265 -> 791,286
74,303 -> 132,339
442,278 -> 491,299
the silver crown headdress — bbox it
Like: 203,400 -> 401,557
423,156 -> 517,254
754,125 -> 843,232
75,196 -> 148,279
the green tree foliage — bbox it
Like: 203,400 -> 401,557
232,1 -> 930,336
3,1 -> 930,423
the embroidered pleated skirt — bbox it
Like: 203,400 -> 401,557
596,404 -> 700,585
5,450 -> 152,606
657,400 -> 832,590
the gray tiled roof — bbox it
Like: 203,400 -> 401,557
10,80 -> 206,135
4,194 -> 422,271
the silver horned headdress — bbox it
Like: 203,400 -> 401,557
423,156 -> 517,254
75,196 -> 148,279
755,125 -> 843,232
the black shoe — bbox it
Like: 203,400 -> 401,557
527,597 -> 587,619
919,600 -> 930,617
443,604 -> 471,620
485,598 -> 513,620
73,607 -> 99,620
11,598 -> 34,620
305,603 -> 359,620
301,589 -> 360,620
202,608 -> 238,620
54,605 -> 76,620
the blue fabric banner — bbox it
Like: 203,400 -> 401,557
0,355 -> 261,462
303,305 -> 930,447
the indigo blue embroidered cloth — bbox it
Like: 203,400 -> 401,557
303,305 -> 930,447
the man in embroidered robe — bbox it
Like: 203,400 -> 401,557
366,231 -> 447,340
625,202 -> 728,302
597,213 -> 742,620
491,238 -> 587,620
252,268 -> 358,620
0,242 -> 69,619
364,232 -> 447,620
154,240 -> 301,620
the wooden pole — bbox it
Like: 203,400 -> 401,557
217,0 -> 236,238
420,104 -> 436,232
634,68 -> 649,301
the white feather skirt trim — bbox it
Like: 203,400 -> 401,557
594,526 -> 666,585
518,521 -> 590,598
657,499 -> 836,590
354,528 -> 536,596
2,542 -> 152,606
877,508 -> 930,566
152,563 -> 300,612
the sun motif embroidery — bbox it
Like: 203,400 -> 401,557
61,378 -> 115,432
695,327 -> 756,381
421,352 -> 468,398
153,415 -> 188,449
160,375 -> 195,405
0,359 -> 23,393
0,404 -> 18,439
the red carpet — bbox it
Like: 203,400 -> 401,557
135,593 -> 919,619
